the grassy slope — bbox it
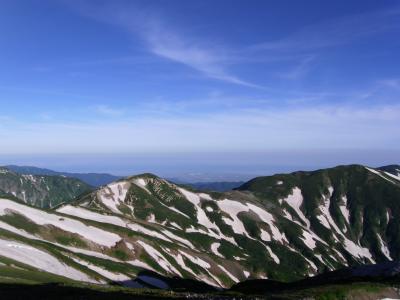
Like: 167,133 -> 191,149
68,167 -> 400,283
0,168 -> 93,208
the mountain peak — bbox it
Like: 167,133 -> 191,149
126,173 -> 161,181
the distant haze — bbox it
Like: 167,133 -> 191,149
0,149 -> 397,181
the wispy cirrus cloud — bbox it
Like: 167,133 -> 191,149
277,55 -> 315,80
65,2 -> 400,88
144,29 -> 260,88
379,78 -> 400,89
252,7 -> 400,52
66,1 -> 261,88
136,21 -> 261,88
94,105 -> 125,117
246,7 -> 400,84
0,115 -> 13,122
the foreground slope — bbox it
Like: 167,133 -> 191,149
228,260 -> 400,299
0,167 -> 93,208
62,165 -> 400,284
0,164 -> 399,289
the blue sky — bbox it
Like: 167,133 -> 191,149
0,0 -> 399,176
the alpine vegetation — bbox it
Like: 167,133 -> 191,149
0,164 -> 399,292
0,167 -> 93,208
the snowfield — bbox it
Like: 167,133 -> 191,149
71,257 -> 130,282
57,205 -> 126,227
0,199 -> 121,247
0,239 -> 98,283
97,181 -> 130,213
281,187 -> 310,228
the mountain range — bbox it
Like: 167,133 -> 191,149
0,164 -> 399,298
0,167 -> 93,208
5,165 -> 121,187
5,165 -> 242,192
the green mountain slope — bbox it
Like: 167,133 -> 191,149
0,167 -> 93,208
5,165 -> 121,187
0,164 -> 399,291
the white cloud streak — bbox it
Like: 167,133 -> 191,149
95,105 -> 125,116
0,104 -> 398,154
68,2 -> 261,88
253,7 -> 400,52
277,55 -> 315,80
139,22 -> 260,88
379,78 -> 400,89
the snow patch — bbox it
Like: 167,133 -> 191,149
210,242 -> 224,258
199,193 -> 213,200
127,259 -> 156,272
343,239 -> 374,262
97,181 -> 130,214
339,195 -> 350,224
57,205 -> 126,227
147,213 -> 156,223
218,199 -> 249,236
301,230 -> 317,250
127,223 -> 172,243
218,265 -> 239,283
134,178 -> 147,188
167,251 -> 198,278
159,202 -> 190,219
178,188 -> 235,244
0,239 -> 98,283
280,187 -> 310,228
217,199 -> 288,243
366,167 -> 396,184
314,189 -> 374,262
138,241 -> 182,276
260,229 -> 271,242
384,171 -> 400,182
161,229 -> 194,249
377,234 -> 391,260
71,257 -> 130,282
0,199 -> 121,247
179,250 -> 210,269
266,246 -> 280,264
170,222 -> 183,230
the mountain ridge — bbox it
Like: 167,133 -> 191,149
0,167 -> 93,208
0,163 -> 400,293
5,165 -> 121,187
